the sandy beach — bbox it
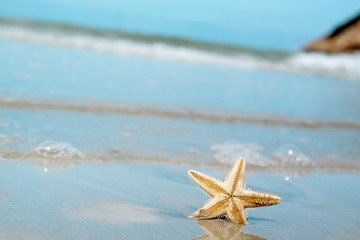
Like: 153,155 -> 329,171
1,1 -> 360,239
0,161 -> 359,240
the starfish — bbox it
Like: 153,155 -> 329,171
188,158 -> 281,224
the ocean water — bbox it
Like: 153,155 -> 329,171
1,0 -> 359,51
0,5 -> 360,174
1,4 -> 360,167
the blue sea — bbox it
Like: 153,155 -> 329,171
1,0 -> 359,170
0,1 -> 360,239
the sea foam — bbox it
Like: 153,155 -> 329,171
210,142 -> 271,167
34,140 -> 84,159
210,142 -> 312,168
270,144 -> 312,167
0,23 -> 359,81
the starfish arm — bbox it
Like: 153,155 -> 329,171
189,197 -> 228,219
226,199 -> 248,224
224,158 -> 246,194
188,170 -> 227,197
240,190 -> 282,208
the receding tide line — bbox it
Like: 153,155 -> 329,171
1,99 -> 360,130
1,150 -> 360,174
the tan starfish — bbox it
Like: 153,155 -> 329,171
188,158 -> 281,224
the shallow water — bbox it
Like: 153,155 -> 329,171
1,106 -> 360,173
1,35 -> 360,173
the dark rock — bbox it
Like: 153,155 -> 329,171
305,13 -> 360,54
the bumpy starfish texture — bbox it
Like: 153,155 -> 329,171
188,158 -> 281,224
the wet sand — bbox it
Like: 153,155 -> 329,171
0,161 -> 359,240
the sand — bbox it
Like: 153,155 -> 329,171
0,161 -> 359,240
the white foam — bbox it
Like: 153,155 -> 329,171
270,144 -> 312,167
210,142 -> 271,167
210,142 -> 313,168
34,140 -> 84,159
0,25 -> 261,68
285,52 -> 360,80
1,24 -> 359,80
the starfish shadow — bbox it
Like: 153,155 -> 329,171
192,219 -> 266,240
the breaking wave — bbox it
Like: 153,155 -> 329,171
0,18 -> 359,81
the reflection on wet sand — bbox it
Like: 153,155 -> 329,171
192,219 -> 265,240
62,200 -> 163,224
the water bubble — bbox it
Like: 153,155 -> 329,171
271,144 -> 311,167
210,142 -> 271,166
34,140 -> 84,160
34,141 -> 85,171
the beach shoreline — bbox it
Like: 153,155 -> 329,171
1,4 -> 360,239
